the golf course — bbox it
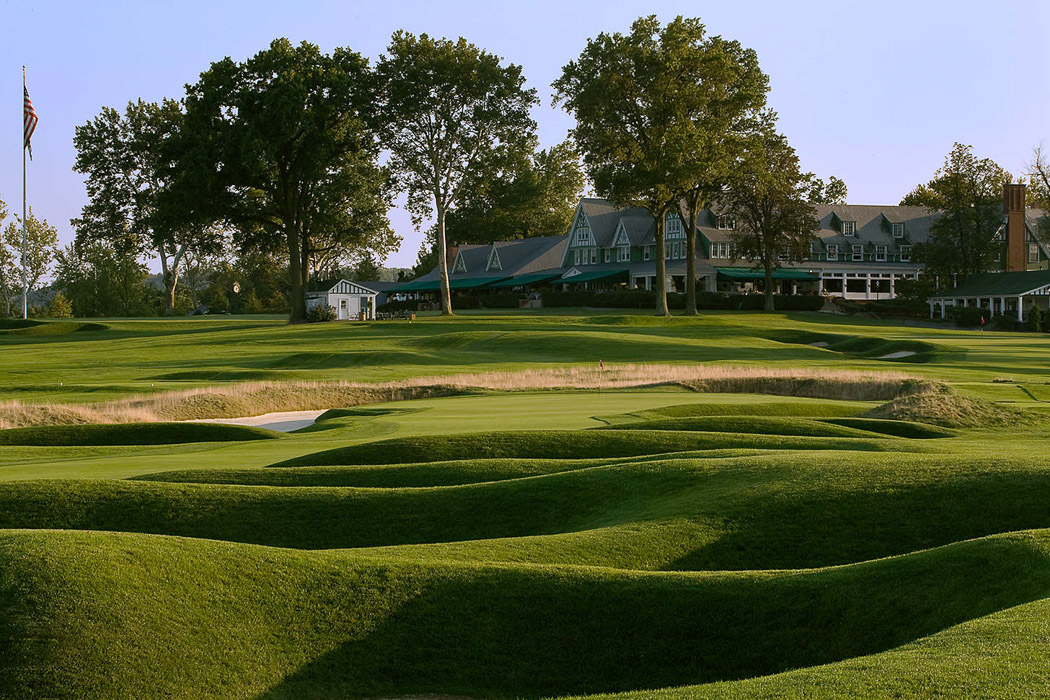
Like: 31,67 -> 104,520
2,309 -> 1050,698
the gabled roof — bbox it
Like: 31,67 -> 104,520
578,198 -> 649,247
931,269 -> 1050,298
812,204 -> 937,247
306,279 -> 381,295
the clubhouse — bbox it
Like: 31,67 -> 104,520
394,188 -> 1049,305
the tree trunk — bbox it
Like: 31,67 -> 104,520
683,193 -> 700,316
763,262 -> 775,312
436,201 -> 454,315
287,230 -> 307,323
654,208 -> 669,316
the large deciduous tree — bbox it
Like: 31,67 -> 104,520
804,175 -> 848,204
1,208 -> 58,316
1027,145 -> 1050,240
901,143 -> 1010,279
723,130 -> 819,312
376,31 -> 538,315
169,38 -> 397,323
554,16 -> 700,316
74,99 -> 224,315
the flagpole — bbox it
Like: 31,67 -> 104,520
22,66 -> 28,320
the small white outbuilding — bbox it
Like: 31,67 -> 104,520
305,279 -> 379,320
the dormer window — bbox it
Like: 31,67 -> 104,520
453,255 -> 467,273
826,244 -> 838,261
718,214 -> 735,230
875,245 -> 887,262
574,228 -> 593,246
842,221 -> 856,236
900,245 -> 912,262
486,248 -> 502,271
892,223 -> 905,238
852,244 -> 863,261
666,216 -> 683,238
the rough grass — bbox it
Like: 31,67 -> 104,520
271,429 -> 897,467
0,421 -> 280,446
820,417 -> 956,439
4,529 -> 1050,698
0,364 -> 930,428
864,389 -> 1038,428
594,416 -> 884,439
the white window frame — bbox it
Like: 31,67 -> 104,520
574,227 -> 593,246
826,244 -> 838,261
875,245 -> 887,262
574,250 -> 581,266
590,248 -> 597,265
1030,244 -> 1040,263
842,221 -> 856,236
900,245 -> 912,262
617,246 -> 630,263
892,223 -> 905,238
717,214 -> 735,230
604,249 -> 611,263
852,244 -> 863,261
643,246 -> 651,261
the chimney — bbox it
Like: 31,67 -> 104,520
446,241 -> 459,270
1004,183 -> 1027,272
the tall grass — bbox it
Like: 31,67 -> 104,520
0,364 -> 934,428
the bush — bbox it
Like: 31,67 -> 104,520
993,315 -> 1020,332
480,293 -> 523,309
953,306 -> 991,328
377,299 -> 420,313
44,293 -> 74,318
306,304 -> 338,323
1029,306 -> 1043,333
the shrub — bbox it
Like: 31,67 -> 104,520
44,292 -> 74,318
992,315 -> 1019,332
479,293 -> 522,309
306,304 -> 338,323
954,306 -> 991,328
1029,306 -> 1043,333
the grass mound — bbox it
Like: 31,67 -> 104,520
864,389 -> 1036,428
594,416 -> 879,438
0,319 -> 42,330
272,429 -> 893,467
151,369 -> 288,381
0,421 -> 280,446
3,529 -> 1050,698
1,321 -> 108,335
765,329 -> 952,363
632,400 -> 865,420
820,417 -> 956,439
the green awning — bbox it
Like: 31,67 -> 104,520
560,269 -> 629,284
450,276 -> 509,289
487,272 -> 563,287
716,267 -> 818,282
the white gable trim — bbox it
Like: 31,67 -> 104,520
453,252 -> 467,274
487,248 -> 502,271
613,222 -> 630,247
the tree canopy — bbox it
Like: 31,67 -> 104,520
376,31 -> 538,314
723,129 -> 820,311
902,143 -> 1011,279
167,38 -> 397,322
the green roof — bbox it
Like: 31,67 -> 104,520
561,269 -> 629,284
486,272 -> 563,288
389,276 -> 510,292
716,267 -> 819,281
933,270 -> 1050,298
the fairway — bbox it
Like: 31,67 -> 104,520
3,310 -> 1050,698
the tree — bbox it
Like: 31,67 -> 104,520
353,253 -> 382,281
377,31 -> 538,315
53,238 -> 150,317
555,16 -> 698,315
444,139 -> 586,244
1027,145 -> 1050,241
73,99 -> 218,315
168,38 -> 397,322
901,143 -> 1010,279
2,208 -> 59,316
652,18 -> 771,315
805,175 -> 848,204
723,130 -> 820,311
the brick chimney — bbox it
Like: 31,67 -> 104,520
446,241 -> 459,270
1004,183 -> 1027,272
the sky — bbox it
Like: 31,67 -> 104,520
1,0 -> 1048,270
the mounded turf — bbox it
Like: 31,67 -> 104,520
0,422 -> 281,446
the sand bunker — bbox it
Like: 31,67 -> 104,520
190,410 -> 327,432
877,351 -> 917,360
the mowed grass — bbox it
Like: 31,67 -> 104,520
4,312 -> 1050,697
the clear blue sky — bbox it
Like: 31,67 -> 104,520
1,0 -> 1047,269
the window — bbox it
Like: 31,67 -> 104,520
573,250 -> 581,266
852,244 -> 863,261
604,249 -> 611,263
643,246 -> 651,261
842,221 -> 856,236
590,248 -> 597,265
892,223 -> 905,238
875,245 -> 887,262
666,216 -> 683,238
710,242 -> 732,259
1030,244 -> 1040,263
826,244 -> 838,261
574,227 -> 593,246
617,246 -> 630,262
717,214 -> 735,230
900,246 -> 912,262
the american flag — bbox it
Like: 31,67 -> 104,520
24,85 -> 38,160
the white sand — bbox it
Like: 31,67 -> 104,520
189,409 -> 327,432
877,351 -> 917,360
809,342 -> 830,348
